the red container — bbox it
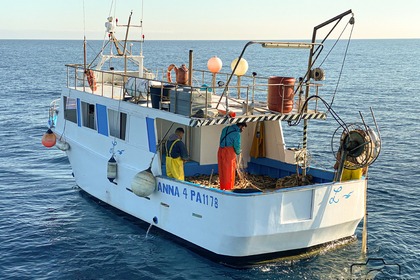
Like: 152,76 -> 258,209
267,76 -> 295,113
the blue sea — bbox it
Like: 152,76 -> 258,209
0,39 -> 419,279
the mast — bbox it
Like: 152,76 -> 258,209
123,11 -> 133,55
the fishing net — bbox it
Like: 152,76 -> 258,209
185,172 -> 313,192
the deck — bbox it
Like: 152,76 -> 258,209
66,65 -> 327,127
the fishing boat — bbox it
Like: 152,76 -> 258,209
43,6 -> 381,267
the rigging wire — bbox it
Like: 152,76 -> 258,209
100,1 -> 115,60
289,15 -> 355,133
87,40 -> 111,68
329,20 -> 354,107
317,16 -> 354,108
294,15 -> 354,95
311,20 -> 342,68
318,20 -> 352,68
110,16 -> 124,157
99,0 -> 116,59
87,0 -> 121,68
108,0 -> 115,18
295,17 -> 344,88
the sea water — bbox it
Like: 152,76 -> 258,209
0,39 -> 419,279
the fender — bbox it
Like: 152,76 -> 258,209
85,69 -> 97,92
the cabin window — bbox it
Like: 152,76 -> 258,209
81,101 -> 96,130
108,109 -> 127,140
63,96 -> 77,123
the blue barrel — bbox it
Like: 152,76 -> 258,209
150,85 -> 174,109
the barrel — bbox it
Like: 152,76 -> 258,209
267,77 -> 296,113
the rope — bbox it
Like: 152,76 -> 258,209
148,122 -> 176,169
59,101 -> 68,141
109,83 -> 125,157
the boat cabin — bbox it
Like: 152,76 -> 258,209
54,54 -> 334,191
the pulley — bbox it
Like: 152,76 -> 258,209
310,68 -> 325,81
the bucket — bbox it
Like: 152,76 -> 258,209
150,84 -> 174,109
267,77 -> 296,113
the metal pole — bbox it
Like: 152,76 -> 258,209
302,9 -> 352,178
189,50 -> 193,86
83,37 -> 87,92
301,31 -> 317,178
216,41 -> 256,109
123,11 -> 133,55
237,76 -> 241,98
302,119 -> 308,177
212,73 -> 216,91
251,72 -> 256,103
361,171 -> 368,255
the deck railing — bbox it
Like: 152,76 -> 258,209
65,64 -> 322,117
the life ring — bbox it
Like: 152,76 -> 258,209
167,64 -> 176,83
85,69 -> 97,92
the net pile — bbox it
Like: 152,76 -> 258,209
186,173 -> 313,191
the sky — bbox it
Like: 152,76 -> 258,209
1,0 -> 419,40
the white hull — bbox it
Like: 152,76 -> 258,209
57,87 -> 366,263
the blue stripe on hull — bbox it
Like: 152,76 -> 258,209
77,98 -> 81,127
146,117 -> 156,153
96,104 -> 108,136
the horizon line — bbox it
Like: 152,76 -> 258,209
1,37 -> 419,41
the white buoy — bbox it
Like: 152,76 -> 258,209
230,57 -> 248,76
131,169 -> 156,197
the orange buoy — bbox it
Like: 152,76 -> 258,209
207,56 -> 223,73
42,129 -> 56,148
